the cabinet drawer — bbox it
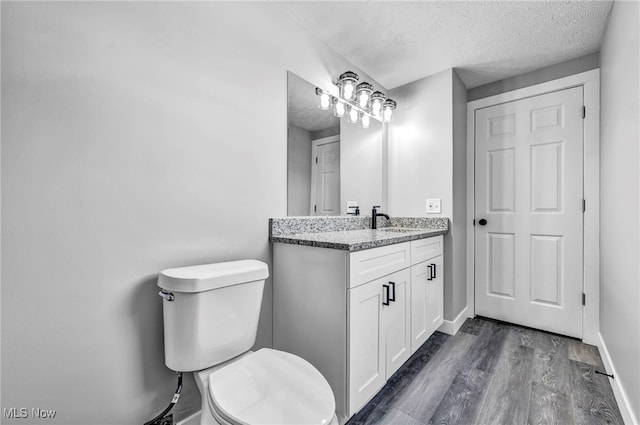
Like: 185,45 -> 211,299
348,242 -> 410,288
411,236 -> 443,265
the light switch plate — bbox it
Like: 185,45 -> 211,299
426,199 -> 441,214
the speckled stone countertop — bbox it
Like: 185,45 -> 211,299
269,217 -> 448,252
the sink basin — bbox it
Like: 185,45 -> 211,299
377,227 -> 420,233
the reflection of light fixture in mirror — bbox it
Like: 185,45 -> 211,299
382,99 -> 397,123
356,82 -> 373,109
361,113 -> 370,129
347,106 -> 359,124
319,93 -> 331,110
334,101 -> 346,118
371,91 -> 385,118
338,71 -> 359,101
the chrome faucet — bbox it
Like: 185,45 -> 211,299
371,206 -> 390,229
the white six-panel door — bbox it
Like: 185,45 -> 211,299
474,86 -> 584,338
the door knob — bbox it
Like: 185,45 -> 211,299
478,218 -> 488,226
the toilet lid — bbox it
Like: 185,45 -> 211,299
208,348 -> 335,425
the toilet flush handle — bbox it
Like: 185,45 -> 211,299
158,291 -> 175,302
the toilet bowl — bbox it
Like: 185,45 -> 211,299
158,260 -> 337,425
195,349 -> 338,425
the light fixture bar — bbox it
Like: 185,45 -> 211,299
315,71 -> 397,126
316,87 -> 384,123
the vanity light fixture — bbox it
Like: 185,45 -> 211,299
371,91 -> 386,118
382,99 -> 397,123
316,71 -> 397,128
338,71 -> 359,101
356,82 -> 373,109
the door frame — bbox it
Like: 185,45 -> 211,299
310,135 -> 340,216
465,69 -> 600,344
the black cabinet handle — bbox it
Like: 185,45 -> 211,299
382,284 -> 390,306
478,218 -> 488,226
428,263 -> 436,280
388,281 -> 396,302
432,263 -> 437,279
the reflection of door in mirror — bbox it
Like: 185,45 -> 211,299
287,71 -> 385,216
287,72 -> 340,216
311,136 -> 340,216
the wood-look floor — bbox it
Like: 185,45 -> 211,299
346,317 -> 624,425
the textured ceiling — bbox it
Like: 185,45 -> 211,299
275,0 -> 613,89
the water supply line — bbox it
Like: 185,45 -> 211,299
143,371 -> 183,425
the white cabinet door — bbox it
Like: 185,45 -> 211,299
348,278 -> 385,416
383,268 -> 412,378
425,256 -> 444,338
410,256 -> 444,353
410,261 -> 430,353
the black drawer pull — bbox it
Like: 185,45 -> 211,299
382,284 -> 390,306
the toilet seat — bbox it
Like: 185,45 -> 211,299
207,348 -> 336,425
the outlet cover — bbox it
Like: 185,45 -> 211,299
426,199 -> 441,214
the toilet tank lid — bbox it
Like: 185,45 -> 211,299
157,260 -> 269,293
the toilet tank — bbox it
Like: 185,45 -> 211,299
157,260 -> 269,372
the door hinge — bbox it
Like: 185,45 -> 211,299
582,106 -> 586,119
582,293 -> 586,306
583,199 -> 586,212
315,156 -> 318,164
314,205 -> 317,212
473,219 -> 476,226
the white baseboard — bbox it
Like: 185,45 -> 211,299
438,306 -> 470,335
175,410 -> 200,425
597,333 -> 638,425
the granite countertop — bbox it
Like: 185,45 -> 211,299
270,227 -> 447,252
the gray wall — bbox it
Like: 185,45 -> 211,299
388,69 -> 467,322
467,52 -> 600,101
599,0 -> 640,421
0,2 -> 383,424
388,70 -> 453,217
448,70 -> 468,321
287,125 -> 312,216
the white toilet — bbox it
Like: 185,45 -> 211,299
158,259 -> 338,425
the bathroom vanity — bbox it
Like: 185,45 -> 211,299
270,217 -> 447,424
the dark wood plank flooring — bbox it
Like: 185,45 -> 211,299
346,317 -> 624,425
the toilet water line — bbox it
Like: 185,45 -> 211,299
143,371 -> 183,425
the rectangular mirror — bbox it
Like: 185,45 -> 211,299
287,71 -> 384,216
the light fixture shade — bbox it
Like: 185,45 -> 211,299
347,106 -> 359,124
371,91 -> 386,118
334,101 -> 346,118
338,71 -> 359,101
361,113 -> 371,129
382,99 -> 397,123
356,82 -> 373,110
